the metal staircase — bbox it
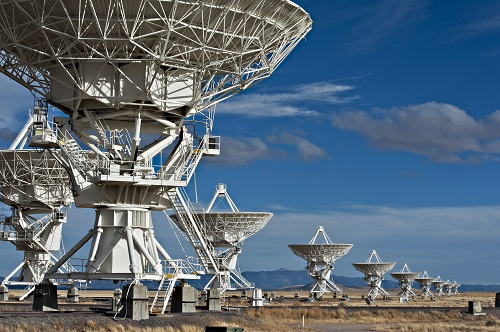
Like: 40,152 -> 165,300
57,130 -> 96,176
150,271 -> 178,314
166,188 -> 219,275
149,259 -> 202,314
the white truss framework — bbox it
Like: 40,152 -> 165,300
0,0 -> 312,115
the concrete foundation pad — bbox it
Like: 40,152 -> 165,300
33,283 -> 58,311
120,283 -> 149,320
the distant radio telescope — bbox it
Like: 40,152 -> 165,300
289,226 -> 353,299
414,271 -> 436,299
352,250 -> 396,303
170,183 -> 272,293
390,263 -> 421,303
431,275 -> 447,297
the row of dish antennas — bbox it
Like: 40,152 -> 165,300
288,226 -> 460,303
353,250 -> 461,303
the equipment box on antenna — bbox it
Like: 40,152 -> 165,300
203,135 -> 220,156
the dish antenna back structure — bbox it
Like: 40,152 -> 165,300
352,250 -> 396,303
414,271 -> 436,299
0,0 -> 312,292
171,183 -> 272,292
451,281 -> 461,295
443,280 -> 458,296
289,226 -> 353,298
431,275 -> 447,297
390,263 -> 421,303
0,104 -> 77,300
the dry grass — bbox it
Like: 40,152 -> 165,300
372,318 -> 500,332
0,321 -> 203,332
214,307 -> 500,332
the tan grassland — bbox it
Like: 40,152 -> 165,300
1,289 -> 498,332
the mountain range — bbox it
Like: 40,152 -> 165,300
66,269 -> 499,292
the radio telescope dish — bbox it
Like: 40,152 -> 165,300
0,107 -> 77,300
451,281 -> 461,295
414,271 -> 436,299
431,275 -> 447,297
390,263 -> 421,303
289,226 -> 353,298
443,280 -> 457,296
352,250 -> 396,302
0,0 -> 311,314
170,183 -> 272,292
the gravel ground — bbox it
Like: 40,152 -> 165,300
0,310 -> 248,331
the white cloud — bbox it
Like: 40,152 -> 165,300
332,101 -> 500,163
202,133 -> 327,166
216,82 -> 357,118
202,136 -> 287,166
267,132 -> 328,163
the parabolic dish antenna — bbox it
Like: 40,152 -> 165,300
289,226 -> 353,298
352,250 -> 396,302
414,271 -> 436,299
443,280 -> 457,296
451,281 -> 461,295
431,275 -> 447,297
390,263 -> 421,303
170,183 -> 272,292
172,212 -> 272,247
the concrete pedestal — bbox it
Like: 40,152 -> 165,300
120,283 -> 149,320
33,283 -> 58,311
171,284 -> 197,313
207,288 -> 221,311
199,290 -> 207,304
0,285 -> 9,301
67,286 -> 79,302
252,288 -> 263,307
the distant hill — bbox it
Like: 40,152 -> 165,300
4,270 -> 498,292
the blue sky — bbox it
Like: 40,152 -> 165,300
1,0 -> 499,285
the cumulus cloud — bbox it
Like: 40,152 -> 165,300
202,136 -> 286,166
349,0 -> 429,52
217,81 -> 357,118
202,133 -> 327,166
332,102 -> 500,163
267,132 -> 328,162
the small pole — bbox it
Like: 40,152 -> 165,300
302,315 -> 305,328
